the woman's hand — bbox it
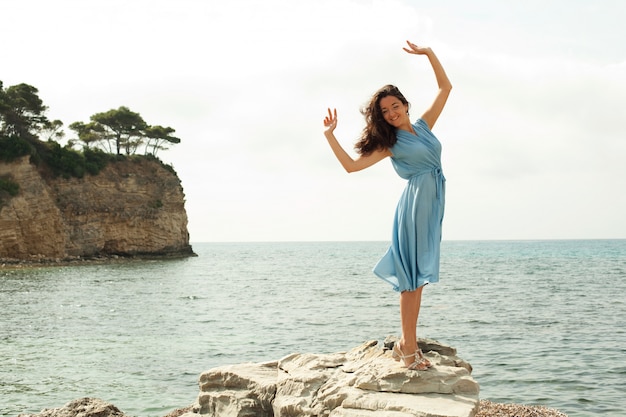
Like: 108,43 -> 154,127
323,108 -> 338,134
403,40 -> 452,129
402,40 -> 432,56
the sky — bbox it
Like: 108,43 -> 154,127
2,0 -> 625,242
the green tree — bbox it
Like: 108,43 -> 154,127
40,119 -> 65,142
90,106 -> 147,155
0,81 -> 7,114
69,121 -> 110,151
144,125 -> 181,157
70,107 -> 180,157
0,81 -> 49,141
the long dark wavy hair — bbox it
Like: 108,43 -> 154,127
355,84 -> 410,155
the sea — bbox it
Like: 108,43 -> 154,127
1,240 -> 625,417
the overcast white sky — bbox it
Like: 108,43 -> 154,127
2,0 -> 625,242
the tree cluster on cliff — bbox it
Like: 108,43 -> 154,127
69,106 -> 180,157
0,80 -> 180,179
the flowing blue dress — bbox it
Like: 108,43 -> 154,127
373,118 -> 446,292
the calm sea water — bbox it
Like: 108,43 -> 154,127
1,240 -> 625,417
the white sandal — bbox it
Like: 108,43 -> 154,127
392,342 -> 428,371
416,348 -> 432,368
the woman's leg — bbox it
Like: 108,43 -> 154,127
398,286 -> 424,363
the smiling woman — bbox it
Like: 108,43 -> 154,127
322,40 -> 452,371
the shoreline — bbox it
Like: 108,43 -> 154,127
0,251 -> 197,270
162,399 -> 568,417
19,398 -> 569,417
475,400 -> 568,416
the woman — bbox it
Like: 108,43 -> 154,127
323,41 -> 452,371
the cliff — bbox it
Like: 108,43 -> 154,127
0,155 -> 193,262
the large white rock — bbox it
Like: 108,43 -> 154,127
193,339 -> 479,417
197,360 -> 279,417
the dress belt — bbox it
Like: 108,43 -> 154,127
432,167 -> 445,200
408,166 -> 445,199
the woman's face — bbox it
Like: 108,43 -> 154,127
379,95 -> 409,128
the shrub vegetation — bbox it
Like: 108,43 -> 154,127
0,80 -> 181,180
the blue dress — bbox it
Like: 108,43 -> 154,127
373,118 -> 446,292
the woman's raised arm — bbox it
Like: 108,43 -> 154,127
403,41 -> 452,130
323,108 -> 391,173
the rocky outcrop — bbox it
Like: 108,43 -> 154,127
0,156 -> 193,261
188,338 -> 480,417
14,340 -> 569,417
17,398 -> 128,417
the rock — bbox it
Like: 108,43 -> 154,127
196,360 -> 279,417
17,397 -> 129,417
193,339 -> 480,417
15,350 -> 571,417
476,400 -> 568,417
0,156 -> 193,261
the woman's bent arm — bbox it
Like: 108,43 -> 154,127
323,108 -> 391,173
403,42 -> 452,129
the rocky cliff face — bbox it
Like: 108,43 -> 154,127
0,155 -> 193,261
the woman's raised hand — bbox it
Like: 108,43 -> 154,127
323,108 -> 338,134
402,40 -> 432,55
